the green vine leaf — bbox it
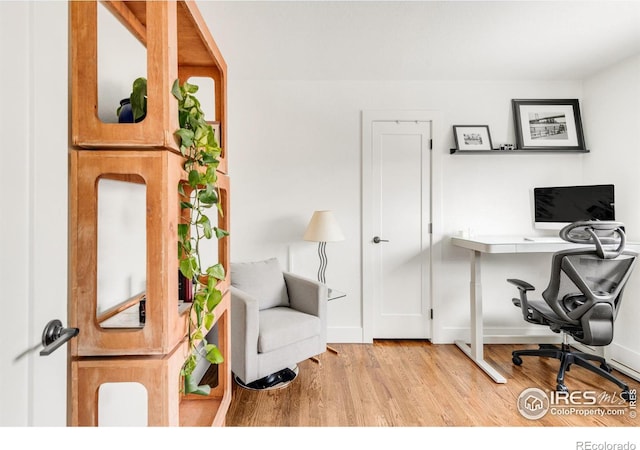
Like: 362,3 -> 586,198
204,312 -> 215,330
177,223 -> 189,239
188,169 -> 200,188
198,188 -> 218,206
203,220 -> 213,239
206,289 -> 222,312
184,373 -> 211,396
184,81 -> 199,94
192,328 -> 204,342
176,128 -> 195,149
171,79 -> 182,101
179,258 -> 195,280
130,77 -> 147,122
214,227 -> 229,239
207,263 -> 226,281
205,344 -> 224,365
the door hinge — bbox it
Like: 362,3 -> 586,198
430,309 -> 434,320
429,138 -> 433,150
428,223 -> 432,234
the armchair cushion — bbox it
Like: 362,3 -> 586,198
230,258 -> 289,310
258,307 -> 321,353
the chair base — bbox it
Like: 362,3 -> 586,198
234,365 -> 299,391
512,343 -> 631,397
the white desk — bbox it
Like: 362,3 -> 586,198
450,235 -> 597,383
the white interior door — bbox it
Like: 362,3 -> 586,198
0,1 -> 68,426
366,120 -> 432,339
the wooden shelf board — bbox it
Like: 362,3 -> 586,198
179,395 -> 229,427
450,148 -> 590,154
99,304 -> 144,329
97,292 -> 144,325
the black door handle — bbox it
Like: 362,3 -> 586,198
373,236 -> 389,244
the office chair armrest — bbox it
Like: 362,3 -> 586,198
507,279 -> 536,322
507,278 -> 535,292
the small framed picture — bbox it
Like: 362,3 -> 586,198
453,125 -> 493,151
512,99 -> 586,151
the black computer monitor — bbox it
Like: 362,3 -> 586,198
533,184 -> 615,230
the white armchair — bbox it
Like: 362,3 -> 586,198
230,258 -> 327,386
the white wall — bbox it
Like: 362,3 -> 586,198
227,78 -> 586,342
582,53 -> 640,374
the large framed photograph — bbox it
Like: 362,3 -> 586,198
512,99 -> 586,151
453,125 -> 493,151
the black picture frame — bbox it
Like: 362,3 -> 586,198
512,99 -> 586,151
453,125 -> 493,151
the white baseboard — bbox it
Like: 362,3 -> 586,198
327,326 -> 363,343
561,341 -> 640,383
434,326 -> 560,345
608,342 -> 640,382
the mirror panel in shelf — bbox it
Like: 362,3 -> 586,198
97,177 -> 147,329
97,1 -> 147,124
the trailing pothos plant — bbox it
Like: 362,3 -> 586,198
116,77 -> 226,395
172,78 -> 228,396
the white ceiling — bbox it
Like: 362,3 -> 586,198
197,0 -> 640,81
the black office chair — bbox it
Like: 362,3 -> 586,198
508,221 -> 637,398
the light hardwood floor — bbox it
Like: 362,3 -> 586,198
226,341 -> 639,427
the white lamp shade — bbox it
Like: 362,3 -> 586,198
303,210 -> 345,242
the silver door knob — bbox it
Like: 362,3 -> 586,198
373,236 -> 389,244
40,319 -> 79,356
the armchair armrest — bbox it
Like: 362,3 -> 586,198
283,272 -> 327,318
229,286 -> 260,378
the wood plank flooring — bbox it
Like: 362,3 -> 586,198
226,341 -> 639,427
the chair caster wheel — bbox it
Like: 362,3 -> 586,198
556,384 -> 569,393
600,363 -> 612,373
512,355 -> 523,366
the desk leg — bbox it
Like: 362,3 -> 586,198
455,249 -> 507,383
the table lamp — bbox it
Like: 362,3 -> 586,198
303,210 -> 344,284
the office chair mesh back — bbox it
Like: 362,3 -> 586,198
542,251 -> 636,346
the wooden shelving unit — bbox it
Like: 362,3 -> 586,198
68,0 -> 231,426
